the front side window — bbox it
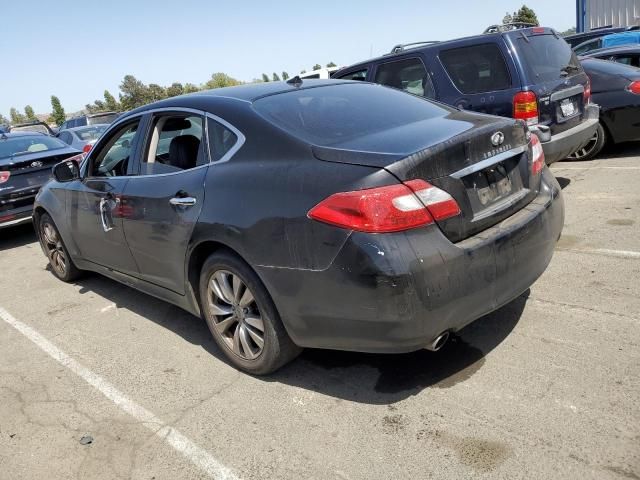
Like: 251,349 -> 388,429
142,114 -> 205,175
89,121 -> 139,177
440,43 -> 511,94
375,57 -> 435,99
336,69 -> 368,81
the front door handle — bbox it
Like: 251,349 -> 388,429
99,195 -> 118,232
169,196 -> 197,207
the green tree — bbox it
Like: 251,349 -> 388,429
261,73 -> 270,82
119,75 -> 149,110
205,72 -> 241,89
183,83 -> 200,94
24,105 -> 37,121
312,64 -> 322,71
300,70 -> 307,74
50,96 -> 66,126
512,5 -> 539,25
0,113 -> 9,125
10,108 -> 26,124
104,90 -> 120,111
85,100 -> 105,114
326,62 -> 337,68
272,72 -> 280,81
147,83 -> 167,102
166,82 -> 184,98
282,71 -> 290,81
560,27 -> 577,36
502,12 -> 513,24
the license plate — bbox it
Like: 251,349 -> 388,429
560,99 -> 576,117
476,165 -> 512,206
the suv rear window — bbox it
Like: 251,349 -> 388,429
516,34 -> 582,82
374,57 -> 436,99
440,43 -> 511,94
88,113 -> 118,125
254,83 -> 450,148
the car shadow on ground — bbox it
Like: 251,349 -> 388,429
0,223 -> 37,251
70,270 -> 528,404
556,177 -> 571,189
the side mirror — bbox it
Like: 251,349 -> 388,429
52,159 -> 80,182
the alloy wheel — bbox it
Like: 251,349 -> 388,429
41,221 -> 67,276
569,129 -> 599,160
207,270 -> 265,360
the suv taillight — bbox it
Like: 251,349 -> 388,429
627,81 -> 640,95
530,133 -> 545,175
584,77 -> 591,104
83,143 -> 93,154
513,91 -> 538,126
308,180 -> 460,233
0,171 -> 10,184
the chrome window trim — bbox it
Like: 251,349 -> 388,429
450,144 -> 527,179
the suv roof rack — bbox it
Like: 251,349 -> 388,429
388,41 -> 439,55
483,22 -> 536,34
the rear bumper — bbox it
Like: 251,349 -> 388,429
0,206 -> 33,228
257,168 -> 565,353
532,104 -> 600,164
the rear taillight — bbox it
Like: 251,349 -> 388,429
0,171 -> 10,184
513,91 -> 539,126
627,81 -> 640,95
584,77 -> 591,104
530,133 -> 545,175
83,143 -> 93,154
308,181 -> 460,233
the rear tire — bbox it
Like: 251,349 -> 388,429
566,123 -> 606,161
199,251 -> 301,375
38,213 -> 82,282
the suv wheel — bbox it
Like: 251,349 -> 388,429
199,251 -> 301,375
38,213 -> 82,282
567,123 -> 606,161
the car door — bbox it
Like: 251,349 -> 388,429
119,109 -> 213,294
66,117 -> 143,275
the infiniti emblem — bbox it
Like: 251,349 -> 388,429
30,161 -> 44,168
490,131 -> 505,147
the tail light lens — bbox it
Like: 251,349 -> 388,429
530,133 -> 545,175
308,181 -> 460,233
584,77 -> 591,104
627,81 -> 640,95
513,91 -> 538,126
0,171 -> 10,184
83,143 -> 93,154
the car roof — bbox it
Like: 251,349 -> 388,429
585,44 -> 640,56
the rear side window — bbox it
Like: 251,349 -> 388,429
207,117 -> 238,162
516,34 -> 582,81
440,43 -> 511,94
254,83 -> 450,148
374,57 -> 436,99
336,69 -> 368,81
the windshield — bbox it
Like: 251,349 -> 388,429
74,125 -> 108,142
0,135 -> 67,159
516,34 -> 583,82
254,83 -> 450,147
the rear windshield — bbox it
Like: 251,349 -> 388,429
74,125 -> 108,141
516,34 -> 582,82
88,113 -> 118,124
0,136 -> 67,159
10,125 -> 50,135
253,83 -> 450,147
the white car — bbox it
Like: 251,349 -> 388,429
298,66 -> 341,79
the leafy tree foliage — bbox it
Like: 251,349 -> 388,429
282,71 -> 290,81
261,73 -> 270,82
184,83 -> 200,94
50,96 -> 66,126
326,62 -> 337,68
104,90 -> 120,111
205,73 -> 241,89
166,83 -> 184,98
560,27 -> 577,36
312,64 -> 322,71
119,75 -> 149,110
511,5 -> 539,25
502,12 -> 513,24
272,73 -> 280,81
10,108 -> 26,124
24,105 -> 37,121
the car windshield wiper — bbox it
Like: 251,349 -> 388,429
560,65 -> 581,76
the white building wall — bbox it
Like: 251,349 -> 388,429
585,0 -> 640,30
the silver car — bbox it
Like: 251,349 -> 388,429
56,124 -> 109,154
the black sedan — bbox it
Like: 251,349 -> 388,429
1,132 -> 81,228
583,44 -> 640,67
568,58 -> 640,160
34,80 -> 564,374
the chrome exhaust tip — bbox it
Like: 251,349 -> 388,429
425,331 -> 450,352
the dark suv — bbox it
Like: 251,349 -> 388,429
334,27 -> 599,164
58,111 -> 119,131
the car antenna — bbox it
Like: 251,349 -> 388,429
287,76 -> 303,87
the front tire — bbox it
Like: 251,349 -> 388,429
566,123 -> 606,161
38,213 -> 82,282
199,251 -> 301,375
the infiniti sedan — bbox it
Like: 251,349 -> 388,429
34,80 -> 564,374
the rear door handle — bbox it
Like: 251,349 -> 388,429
169,197 -> 197,207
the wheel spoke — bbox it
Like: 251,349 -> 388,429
239,288 -> 254,307
210,272 -> 234,304
238,325 -> 256,359
215,315 -> 237,334
42,224 -> 57,245
244,315 -> 264,332
232,274 -> 244,302
232,325 -> 242,356
245,324 -> 264,349
208,301 -> 232,316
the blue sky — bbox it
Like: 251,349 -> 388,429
1,0 -> 576,116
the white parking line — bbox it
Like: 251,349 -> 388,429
0,306 -> 240,480
553,166 -> 640,170
557,247 -> 640,259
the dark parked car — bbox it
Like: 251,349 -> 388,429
583,44 -> 640,67
0,132 -> 81,228
565,25 -> 639,48
568,58 -> 640,159
333,26 -> 599,164
573,30 -> 640,55
58,111 -> 119,131
8,120 -> 55,136
34,81 -> 564,374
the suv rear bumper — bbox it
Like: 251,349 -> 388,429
531,104 -> 600,164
